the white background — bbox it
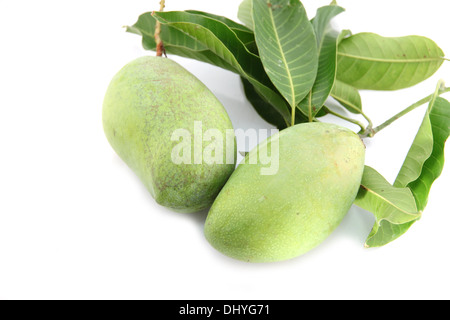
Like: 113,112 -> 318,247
0,0 -> 449,300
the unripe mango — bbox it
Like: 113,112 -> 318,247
103,56 -> 236,213
204,123 -> 365,262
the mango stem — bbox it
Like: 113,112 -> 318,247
154,0 -> 166,57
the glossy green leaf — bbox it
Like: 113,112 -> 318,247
298,5 -> 344,120
354,166 -> 421,248
356,91 -> 450,248
238,0 -> 254,30
365,220 -> 417,248
337,33 -> 445,90
126,13 -> 237,73
241,77 -> 288,129
152,10 -> 292,124
241,77 -> 309,128
330,80 -> 362,114
395,96 -> 450,211
394,117 -> 434,190
186,10 -> 258,54
337,29 -> 352,45
186,10 -> 252,32
310,5 -> 344,49
252,0 -> 318,110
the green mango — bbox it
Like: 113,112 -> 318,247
103,56 -> 236,213
204,123 -> 365,262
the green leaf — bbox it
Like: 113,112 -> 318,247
298,5 -> 345,120
186,10 -> 258,54
337,29 -> 352,45
330,80 -> 362,114
356,89 -> 450,248
337,33 -> 445,90
152,10 -> 292,124
395,96 -> 450,211
126,13 -> 237,73
186,10 -> 252,32
241,77 -> 288,129
310,5 -> 344,49
365,220 -> 417,248
238,0 -> 254,30
252,0 -> 318,110
354,166 -> 421,248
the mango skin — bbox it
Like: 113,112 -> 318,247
103,56 -> 236,213
204,123 -> 365,262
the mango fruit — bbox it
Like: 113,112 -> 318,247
103,56 -> 236,213
204,123 -> 365,262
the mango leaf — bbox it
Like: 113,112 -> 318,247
356,92 -> 450,248
186,10 -> 258,54
241,78 -> 288,129
298,4 -> 345,120
238,0 -> 254,30
337,29 -> 352,45
127,11 -> 256,71
310,4 -> 344,46
126,13 -> 237,73
186,10 -> 252,33
252,0 -> 318,111
395,96 -> 450,211
330,80 -> 363,114
337,33 -> 445,90
354,166 -> 421,248
152,10 -> 292,124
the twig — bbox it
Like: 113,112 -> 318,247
154,0 -> 166,57
371,83 -> 450,136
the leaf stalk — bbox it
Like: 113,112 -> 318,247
322,106 -> 366,132
291,106 -> 296,127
